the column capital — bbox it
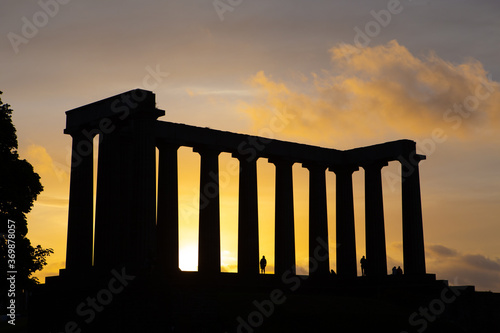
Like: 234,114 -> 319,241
64,126 -> 85,136
302,162 -> 328,172
156,140 -> 179,151
269,157 -> 295,167
329,164 -> 359,174
398,153 -> 426,165
232,152 -> 259,163
64,126 -> 98,141
399,153 -> 426,179
361,160 -> 388,171
193,145 -> 221,156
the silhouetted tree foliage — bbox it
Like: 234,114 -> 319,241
0,91 -> 53,296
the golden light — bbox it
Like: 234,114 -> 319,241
179,243 -> 198,271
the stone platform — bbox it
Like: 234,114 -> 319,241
28,269 -> 500,333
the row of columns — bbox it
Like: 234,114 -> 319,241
66,134 -> 426,278
154,146 -> 426,278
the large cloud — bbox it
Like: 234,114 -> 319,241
239,40 -> 500,147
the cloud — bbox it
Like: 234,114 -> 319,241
462,254 -> 500,272
425,244 -> 500,292
239,40 -> 500,147
24,144 -> 69,184
185,87 -> 255,97
20,144 -> 69,208
384,242 -> 500,291
427,244 -> 459,258
35,196 -> 69,208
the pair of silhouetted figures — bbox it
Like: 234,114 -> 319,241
260,255 -> 267,274
392,266 -> 403,276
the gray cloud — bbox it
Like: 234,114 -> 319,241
427,244 -> 459,258
462,254 -> 500,272
426,244 -> 500,291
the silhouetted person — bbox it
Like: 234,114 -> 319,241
330,269 -> 337,281
396,266 -> 403,276
392,266 -> 397,275
360,256 -> 367,276
260,256 -> 267,274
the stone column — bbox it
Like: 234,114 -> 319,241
65,131 -> 94,272
157,142 -> 179,272
234,154 -> 260,276
303,164 -> 329,277
94,129 -> 122,270
94,116 -> 158,271
195,147 -> 221,274
270,158 -> 296,276
362,161 -> 388,277
400,149 -> 426,276
129,117 -> 159,270
330,165 -> 358,278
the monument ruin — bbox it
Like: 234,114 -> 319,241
64,88 -> 427,279
32,89 -> 500,333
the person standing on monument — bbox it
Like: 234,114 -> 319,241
260,255 -> 267,274
360,256 -> 367,276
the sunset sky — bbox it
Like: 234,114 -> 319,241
1,0 -> 500,291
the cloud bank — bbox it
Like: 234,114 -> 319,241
240,40 -> 500,147
426,244 -> 500,292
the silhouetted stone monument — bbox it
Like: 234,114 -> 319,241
33,89 -> 500,333
64,89 -> 428,279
